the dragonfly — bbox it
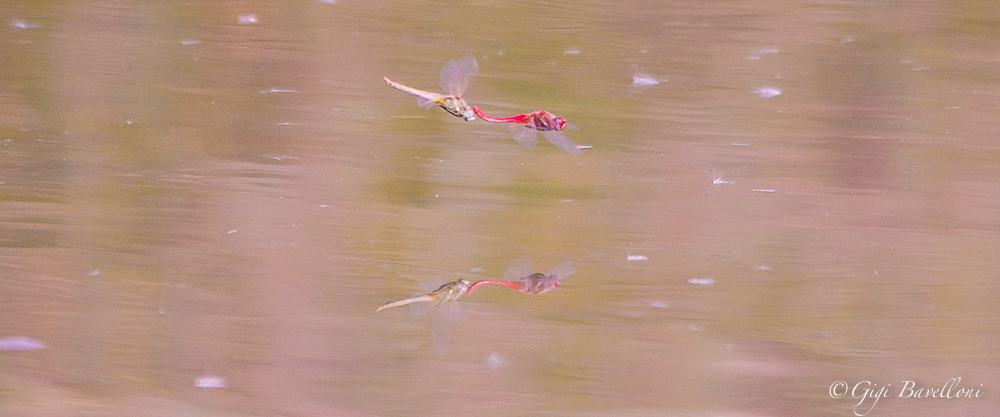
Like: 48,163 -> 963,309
384,55 -> 479,121
468,259 -> 576,295
376,279 -> 471,355
473,106 -> 583,155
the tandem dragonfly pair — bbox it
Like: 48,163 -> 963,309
379,56 -> 584,355
384,55 -> 587,155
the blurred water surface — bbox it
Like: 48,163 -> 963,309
2,1 -> 999,416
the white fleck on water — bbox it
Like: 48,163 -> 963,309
753,87 -> 782,98
195,375 -> 227,388
484,352 -> 509,370
632,73 -> 662,86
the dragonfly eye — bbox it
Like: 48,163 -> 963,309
555,117 -> 568,130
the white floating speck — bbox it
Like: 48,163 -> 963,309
577,145 -> 593,150
9,20 -> 39,29
180,39 -> 201,45
88,270 -> 101,276
484,352 -> 509,370
227,229 -> 238,234
755,265 -> 771,271
751,189 -> 776,193
559,199 -> 574,203
470,267 -> 484,273
563,48 -> 581,55
632,73 -> 661,86
318,204 -> 333,208
0,336 -> 45,350
753,87 -> 782,98
627,255 -> 648,261
195,375 -> 227,388
650,300 -> 669,309
319,0 -> 337,4
237,14 -> 258,24
688,278 -> 715,286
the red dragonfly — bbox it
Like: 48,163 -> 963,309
377,279 -> 471,355
468,259 -> 576,295
473,106 -> 583,155
384,56 -> 479,121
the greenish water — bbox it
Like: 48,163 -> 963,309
1,1 -> 999,416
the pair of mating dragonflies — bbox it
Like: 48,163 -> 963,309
377,259 -> 575,355
384,55 -> 584,155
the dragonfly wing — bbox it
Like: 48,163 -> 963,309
547,261 -> 577,283
565,122 -> 579,131
504,258 -> 533,281
542,130 -> 583,155
418,280 -> 445,293
440,55 -> 478,97
408,295 -> 436,318
510,124 -> 538,147
430,301 -> 465,355
417,97 -> 436,109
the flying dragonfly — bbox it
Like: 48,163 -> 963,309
467,259 -> 576,295
473,106 -> 583,155
377,279 -> 471,355
384,55 -> 479,121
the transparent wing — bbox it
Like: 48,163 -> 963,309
510,124 -> 538,147
440,55 -> 478,97
564,123 -> 579,131
546,261 -> 577,282
430,301 -> 466,355
542,130 -> 583,155
409,293 -> 436,318
417,97 -> 436,109
418,280 -> 444,293
504,258 -> 533,281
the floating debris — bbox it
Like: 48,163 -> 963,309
237,14 -> 258,24
484,352 -> 509,370
0,336 -> 45,350
688,278 -> 715,286
180,39 -> 201,45
745,47 -> 779,60
751,189 -> 776,193
632,73 -> 662,86
563,47 -> 581,55
627,255 -> 648,262
650,300 -> 669,309
753,87 -> 782,98
195,375 -> 227,388
9,20 -> 39,29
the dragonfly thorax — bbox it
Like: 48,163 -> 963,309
438,97 -> 476,121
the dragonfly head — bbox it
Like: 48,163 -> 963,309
460,108 -> 477,121
553,116 -> 569,131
